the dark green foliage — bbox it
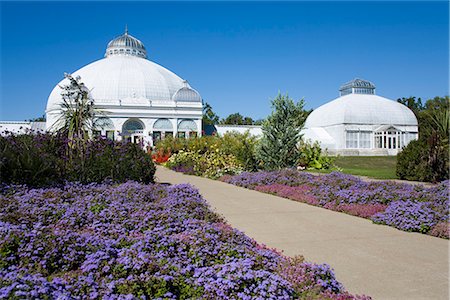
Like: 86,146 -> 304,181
420,96 -> 449,143
397,97 -> 424,117
396,96 -> 449,182
220,113 -> 254,125
73,138 -> 156,184
0,133 -> 65,187
0,132 -> 155,187
396,140 -> 429,181
257,93 -> 307,170
202,102 -> 220,126
26,114 -> 46,122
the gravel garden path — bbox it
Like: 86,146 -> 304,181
155,166 -> 449,300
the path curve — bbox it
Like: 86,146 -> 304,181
156,166 -> 449,300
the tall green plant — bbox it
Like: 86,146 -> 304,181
54,74 -> 95,141
53,73 -> 97,181
257,93 -> 307,170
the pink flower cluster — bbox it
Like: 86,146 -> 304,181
333,203 -> 388,219
255,184 -> 320,206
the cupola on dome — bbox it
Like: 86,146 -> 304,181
105,26 -> 147,58
339,78 -> 376,96
172,81 -> 202,102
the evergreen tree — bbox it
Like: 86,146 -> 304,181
257,93 -> 307,170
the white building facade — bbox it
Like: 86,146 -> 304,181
302,79 -> 418,156
215,125 -> 263,137
0,121 -> 46,135
46,29 -> 203,147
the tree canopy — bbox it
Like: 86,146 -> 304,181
26,114 -> 46,122
220,113 -> 254,125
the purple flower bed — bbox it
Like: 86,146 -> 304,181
221,170 -> 449,238
372,201 -> 436,233
0,182 -> 369,299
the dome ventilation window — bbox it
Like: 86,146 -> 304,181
339,78 -> 376,96
172,80 -> 202,102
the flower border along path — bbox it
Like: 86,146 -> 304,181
221,170 -> 449,238
156,166 -> 449,300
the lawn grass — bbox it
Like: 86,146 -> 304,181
310,156 -> 398,179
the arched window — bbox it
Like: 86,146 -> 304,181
178,119 -> 197,131
153,118 -> 173,130
122,119 -> 144,135
94,117 -> 114,130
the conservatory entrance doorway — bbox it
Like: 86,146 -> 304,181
122,119 -> 145,144
374,126 -> 402,155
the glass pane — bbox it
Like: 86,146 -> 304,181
106,131 -> 115,140
153,131 -> 161,143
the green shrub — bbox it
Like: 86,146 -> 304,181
154,136 -> 188,154
165,149 -> 243,179
0,132 -> 155,187
397,138 -> 449,182
157,133 -> 259,172
79,138 -> 155,184
396,96 -> 449,182
0,132 -> 65,187
220,132 -> 259,171
298,141 -> 335,170
396,140 -> 427,181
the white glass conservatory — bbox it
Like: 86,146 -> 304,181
45,28 -> 203,147
302,79 -> 418,156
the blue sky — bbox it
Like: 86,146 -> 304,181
0,1 -> 448,121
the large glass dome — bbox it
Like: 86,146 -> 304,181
46,30 -> 201,112
305,94 -> 418,128
305,81 -> 417,128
